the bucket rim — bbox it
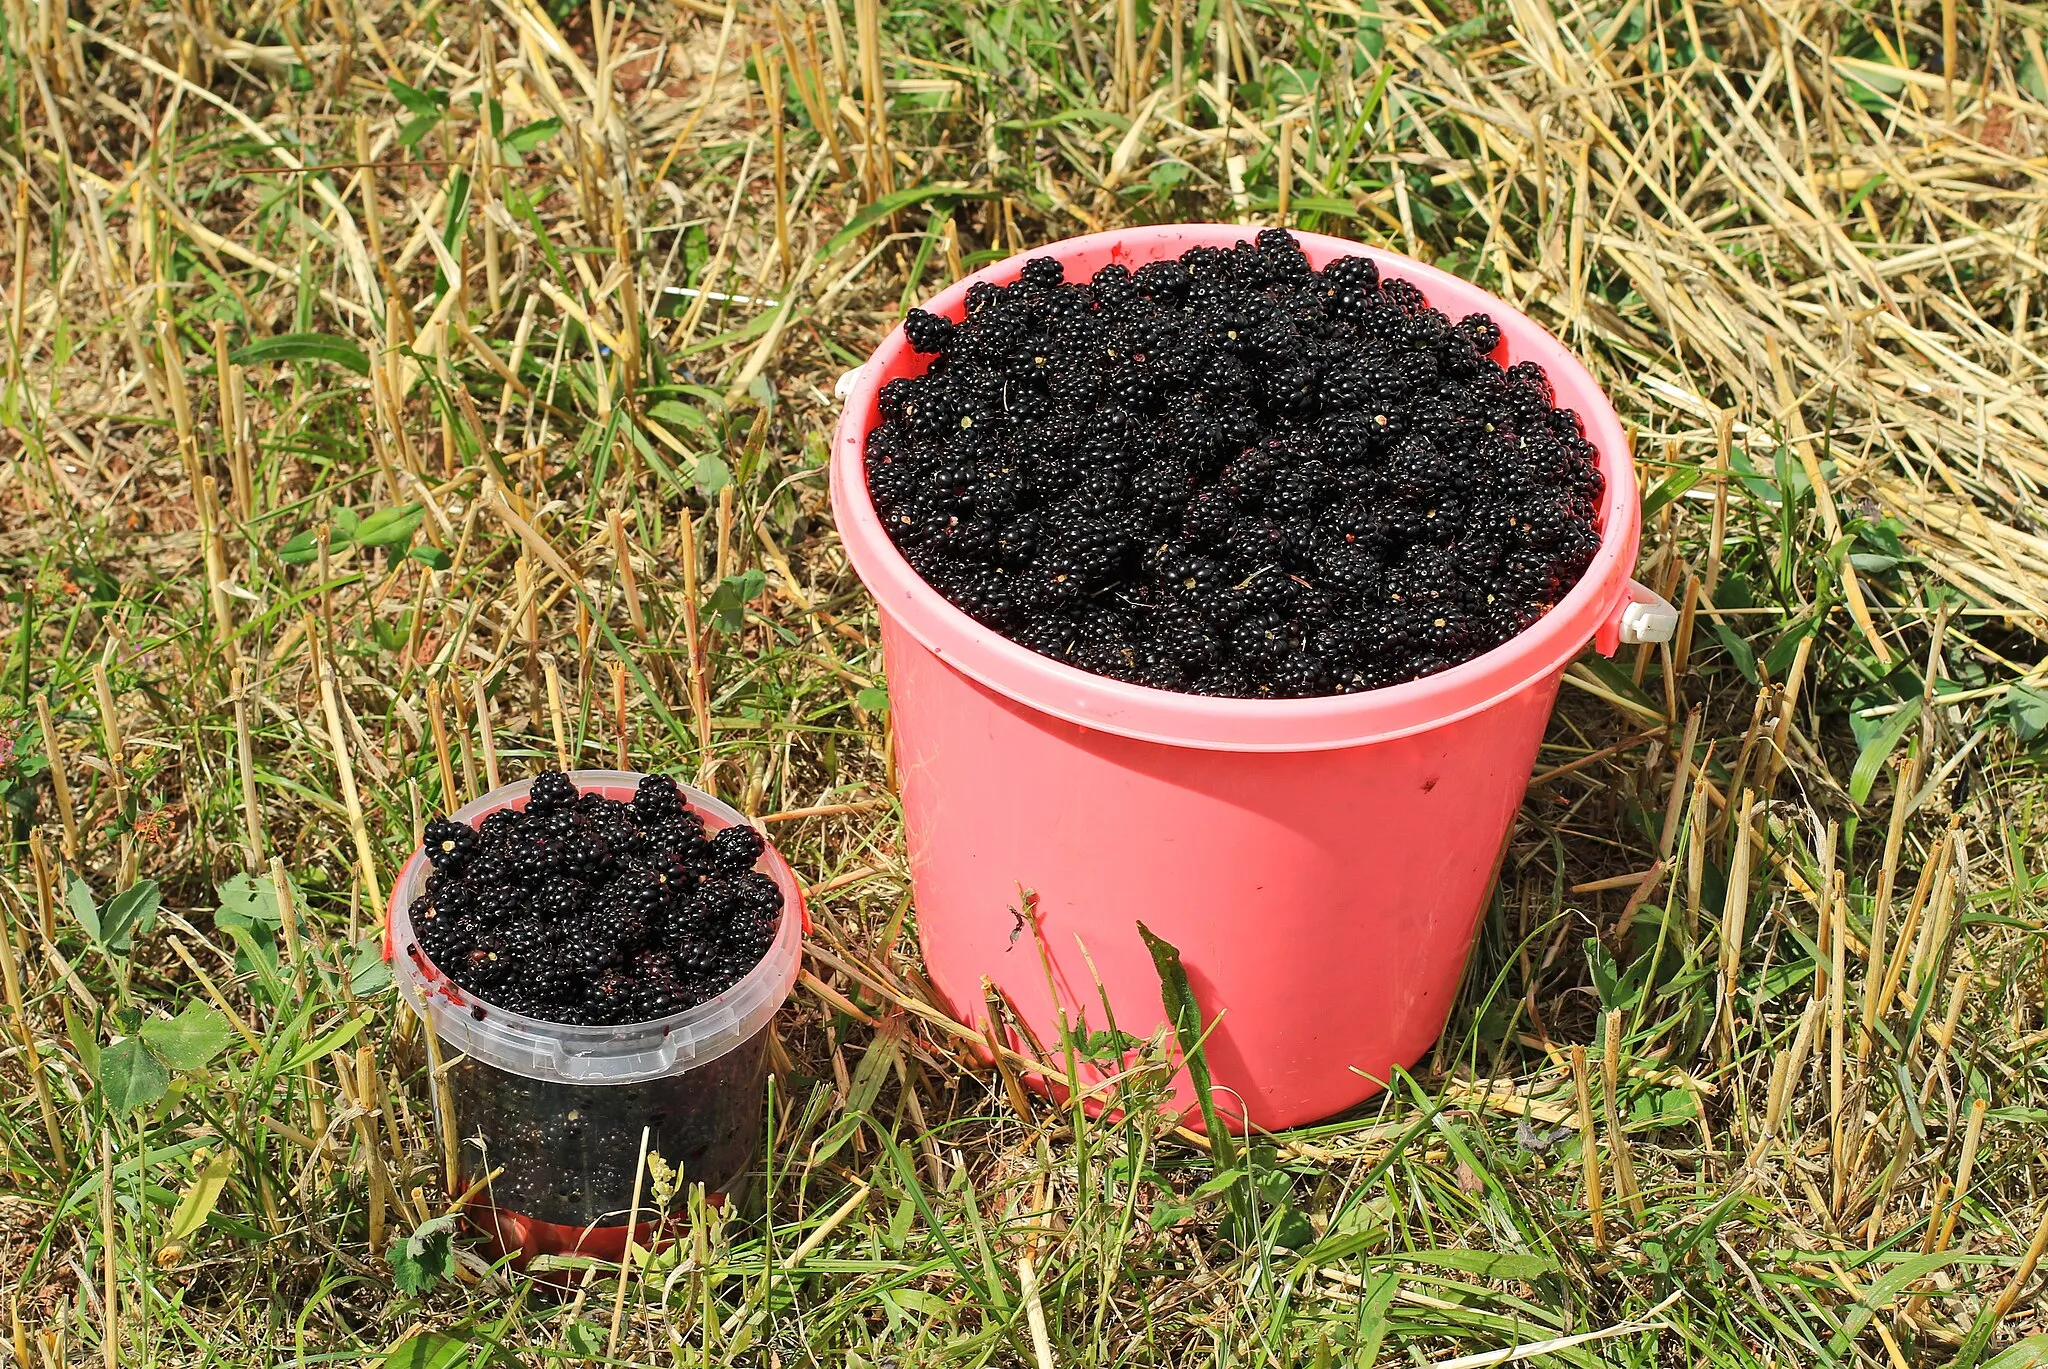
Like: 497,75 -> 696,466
829,224 -> 1642,752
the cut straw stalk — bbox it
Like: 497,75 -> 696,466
232,665 -> 266,867
1861,750 -> 1923,1056
1572,1045 -> 1607,1251
473,675 -> 501,792
0,907 -> 64,1164
32,694 -> 79,859
311,626 -> 386,917
1601,1012 -> 1644,1221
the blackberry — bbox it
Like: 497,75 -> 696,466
423,818 -> 480,873
477,807 -> 527,848
631,773 -> 687,825
711,824 -> 767,872
903,308 -> 955,354
527,769 -> 580,815
536,876 -> 589,923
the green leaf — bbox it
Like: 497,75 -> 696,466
856,686 -> 890,714
1641,466 -> 1702,518
1271,1203 -> 1316,1250
1386,1248 -> 1559,1280
2006,684 -> 2048,744
389,1214 -> 460,1296
381,1331 -> 471,1369
217,873 -> 281,926
647,398 -> 715,438
99,1037 -> 170,1113
825,183 -> 998,256
1849,699 -> 1921,805
693,453 -> 733,497
281,1015 -> 367,1073
398,113 -> 441,148
561,1323 -> 604,1358
141,1001 -> 234,1072
409,545 -> 452,571
278,529 -> 321,565
228,332 -> 371,376
387,78 -> 449,117
99,879 -> 160,952
63,1000 -> 98,1079
351,938 -> 394,995
355,505 -> 426,550
1138,922 -> 1250,1235
707,570 -> 767,632
1709,618 -> 1759,684
501,116 -> 561,151
166,1148 -> 235,1242
67,875 -> 101,943
1982,1334 -> 2048,1369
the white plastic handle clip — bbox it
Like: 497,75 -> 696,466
833,365 -> 868,401
1617,579 -> 1680,645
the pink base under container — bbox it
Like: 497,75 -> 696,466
830,225 -> 1674,1133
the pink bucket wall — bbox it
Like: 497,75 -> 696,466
885,612 -> 1562,1129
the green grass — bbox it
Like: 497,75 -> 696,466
4,0 -> 2048,1364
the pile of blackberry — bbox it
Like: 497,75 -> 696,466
406,771 -> 783,1025
863,229 -> 1604,696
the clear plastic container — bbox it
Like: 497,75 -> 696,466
386,771 -> 804,1259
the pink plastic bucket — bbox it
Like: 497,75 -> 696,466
829,225 -> 1667,1132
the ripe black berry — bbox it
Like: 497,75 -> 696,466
710,824 -> 767,872
423,818 -> 480,873
527,769 -> 580,815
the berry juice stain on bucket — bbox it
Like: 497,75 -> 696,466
832,226 -> 1674,1132
388,770 -> 804,1260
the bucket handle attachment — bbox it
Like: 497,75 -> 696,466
834,365 -> 869,401
1615,579 -> 1680,646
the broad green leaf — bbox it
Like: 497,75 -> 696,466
409,545 -> 452,571
99,1037 -> 169,1113
386,77 -> 449,117
100,878 -> 160,951
389,1214 -> 460,1296
693,453 -> 733,497
856,686 -> 890,714
166,1148 -> 235,1242
217,873 -> 281,926
229,332 -> 371,376
1849,699 -> 1921,805
354,505 -> 426,549
141,1001 -> 234,1072
381,1331 -> 471,1369
647,398 -> 715,438
67,875 -> 101,942
351,938 -> 394,995
501,116 -> 561,151
2007,684 -> 2048,744
278,529 -> 322,565
708,570 -> 767,632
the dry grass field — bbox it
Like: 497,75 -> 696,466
4,0 -> 2048,1362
